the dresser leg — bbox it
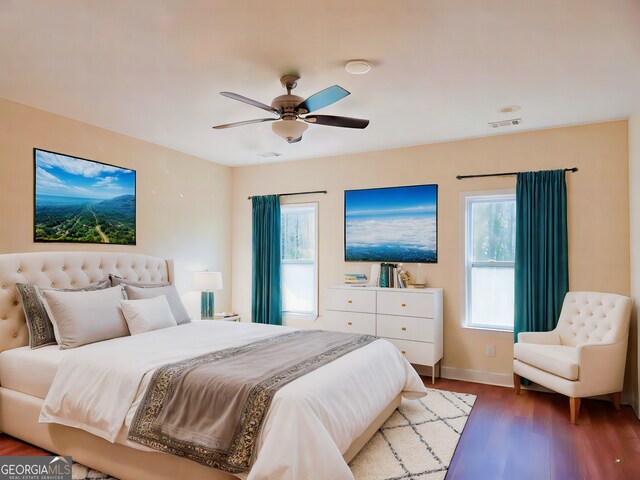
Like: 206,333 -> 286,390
432,361 -> 439,384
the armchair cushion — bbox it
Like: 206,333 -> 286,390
517,330 -> 560,345
513,343 -> 579,380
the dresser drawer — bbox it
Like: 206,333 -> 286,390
376,314 -> 434,342
324,311 -> 376,335
377,291 -> 434,318
385,338 -> 435,366
326,288 -> 376,313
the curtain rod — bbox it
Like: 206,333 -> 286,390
247,190 -> 327,200
456,167 -> 578,180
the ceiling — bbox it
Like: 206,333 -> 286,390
1,0 -> 639,166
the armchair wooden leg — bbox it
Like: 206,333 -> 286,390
611,392 -> 621,411
513,373 -> 521,395
570,397 -> 581,424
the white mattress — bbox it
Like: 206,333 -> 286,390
0,345 -> 65,399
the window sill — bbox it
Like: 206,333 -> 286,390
283,313 -> 319,322
462,325 -> 514,337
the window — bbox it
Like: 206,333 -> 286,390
281,203 -> 318,316
463,191 -> 516,330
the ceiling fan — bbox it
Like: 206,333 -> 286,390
212,75 -> 369,143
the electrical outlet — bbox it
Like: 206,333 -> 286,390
485,344 -> 496,357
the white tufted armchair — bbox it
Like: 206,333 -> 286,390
513,291 -> 632,424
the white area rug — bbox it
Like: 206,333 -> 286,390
72,463 -> 115,480
350,388 -> 476,480
72,388 -> 475,480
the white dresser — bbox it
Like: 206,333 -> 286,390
325,286 -> 443,383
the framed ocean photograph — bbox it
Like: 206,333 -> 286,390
34,148 -> 136,245
344,184 -> 438,263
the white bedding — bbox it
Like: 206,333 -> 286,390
0,345 -> 66,398
40,321 -> 426,480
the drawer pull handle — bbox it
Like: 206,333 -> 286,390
401,350 -> 406,355
347,322 -> 352,326
401,303 -> 406,307
347,300 -> 353,304
401,327 -> 407,331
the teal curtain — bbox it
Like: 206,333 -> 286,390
514,170 -> 569,342
252,195 -> 282,325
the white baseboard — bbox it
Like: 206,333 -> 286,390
440,366 -> 513,388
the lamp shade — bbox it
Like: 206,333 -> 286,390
272,119 -> 308,142
193,271 -> 223,291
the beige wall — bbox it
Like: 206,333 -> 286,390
232,121 -> 630,380
1,96 -> 631,391
629,113 -> 640,416
0,98 -> 233,313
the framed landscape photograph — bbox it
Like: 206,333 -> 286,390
34,148 -> 136,245
344,184 -> 438,263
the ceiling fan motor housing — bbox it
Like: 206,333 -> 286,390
271,94 -> 305,118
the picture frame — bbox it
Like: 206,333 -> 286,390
344,184 -> 438,263
33,148 -> 136,245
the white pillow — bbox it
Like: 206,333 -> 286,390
120,295 -> 177,335
124,284 -> 191,324
42,286 -> 128,349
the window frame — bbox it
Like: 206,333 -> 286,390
460,189 -> 516,333
280,202 -> 319,320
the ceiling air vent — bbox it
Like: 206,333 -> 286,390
488,118 -> 522,129
256,152 -> 283,158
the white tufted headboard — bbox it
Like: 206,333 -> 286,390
0,252 -> 173,353
556,291 -> 632,347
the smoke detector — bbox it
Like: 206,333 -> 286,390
345,60 -> 371,75
499,105 -> 521,113
488,118 -> 522,129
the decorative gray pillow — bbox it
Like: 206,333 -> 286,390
16,280 -> 110,349
109,275 -> 170,288
123,284 -> 191,325
42,285 -> 128,349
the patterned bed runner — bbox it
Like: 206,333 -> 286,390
127,329 -> 376,473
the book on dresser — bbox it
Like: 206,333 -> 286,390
324,285 -> 443,384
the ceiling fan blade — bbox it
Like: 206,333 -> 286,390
303,115 -> 369,129
296,85 -> 350,113
220,92 -> 279,115
212,118 -> 277,129
287,135 -> 303,144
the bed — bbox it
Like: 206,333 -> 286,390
0,251 -> 425,480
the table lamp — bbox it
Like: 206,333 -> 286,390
193,271 -> 223,319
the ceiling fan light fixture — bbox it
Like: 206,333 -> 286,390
272,119 -> 308,142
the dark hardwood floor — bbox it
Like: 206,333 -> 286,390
1,378 -> 639,479
432,378 -> 640,480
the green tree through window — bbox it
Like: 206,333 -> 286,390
472,200 -> 516,262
